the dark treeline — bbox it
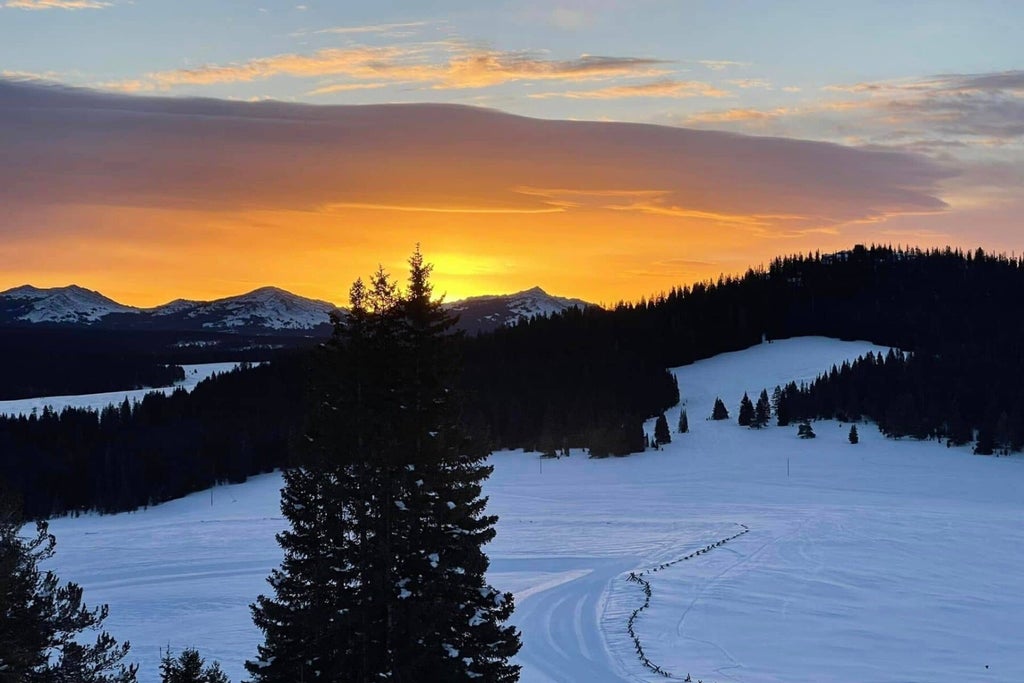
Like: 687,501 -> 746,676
458,310 -> 679,456
0,357 -> 310,518
0,337 -> 677,518
7,244 -> 1024,516
0,327 -> 320,400
460,243 -> 1024,455
0,328 -> 185,400
776,347 -> 1024,454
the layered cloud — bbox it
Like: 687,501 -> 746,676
0,79 -> 951,220
113,44 -> 670,93
0,79 -> 955,304
684,70 -> 1024,148
529,78 -> 728,99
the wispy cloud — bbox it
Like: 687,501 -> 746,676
685,70 -> 1024,149
313,21 -> 431,36
307,82 -> 390,96
3,0 -> 110,8
1,68 -> 60,81
111,44 -> 671,92
530,78 -> 728,99
698,60 -> 749,71
685,107 -> 792,124
728,78 -> 771,89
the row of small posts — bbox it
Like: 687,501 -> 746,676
624,523 -> 750,681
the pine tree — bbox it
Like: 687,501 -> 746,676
247,249 -> 520,682
159,647 -> 229,683
776,383 -> 793,426
848,424 -> 859,444
654,413 -> 671,445
711,397 -> 729,420
737,393 -> 754,427
797,421 -> 816,439
677,409 -> 689,434
0,494 -> 137,683
753,389 -> 771,428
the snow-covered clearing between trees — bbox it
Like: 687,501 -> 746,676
44,338 -> 1024,682
0,362 -> 244,417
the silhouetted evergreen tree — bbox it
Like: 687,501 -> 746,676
848,425 -> 859,444
159,647 -> 228,683
654,413 -> 671,445
247,250 -> 520,682
677,409 -> 689,434
0,493 -> 137,683
797,421 -> 816,439
737,393 -> 754,427
711,398 -> 729,420
753,389 -> 771,428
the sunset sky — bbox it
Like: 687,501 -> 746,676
1,1 -> 1022,306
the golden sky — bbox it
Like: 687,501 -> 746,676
0,82 -> 965,307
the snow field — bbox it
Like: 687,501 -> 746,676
43,338 -> 1024,682
0,362 -> 247,417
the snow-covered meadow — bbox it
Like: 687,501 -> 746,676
0,362 -> 243,417
42,338 -> 1024,682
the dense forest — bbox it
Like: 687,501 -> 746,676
5,244 -> 1024,517
0,328 -> 185,400
0,327 -> 323,400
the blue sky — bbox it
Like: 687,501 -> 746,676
3,0 -> 1021,130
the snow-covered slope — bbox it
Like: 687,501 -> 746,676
0,284 -> 137,324
151,287 -> 337,331
44,337 -> 1024,682
444,286 -> 591,334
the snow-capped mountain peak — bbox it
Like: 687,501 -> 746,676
181,287 -> 338,331
444,286 -> 592,334
0,284 -> 138,324
0,283 -> 592,335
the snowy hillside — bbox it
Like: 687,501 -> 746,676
159,287 -> 337,331
44,338 -> 1024,682
444,286 -> 591,333
0,284 -> 137,324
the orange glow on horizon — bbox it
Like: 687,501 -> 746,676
0,200 -> 975,310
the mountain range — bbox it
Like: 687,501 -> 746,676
0,284 -> 592,336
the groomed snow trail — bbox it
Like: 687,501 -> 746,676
504,557 -> 636,682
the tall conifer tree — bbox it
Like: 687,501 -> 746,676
737,393 -> 755,427
247,249 -> 520,682
0,495 -> 137,683
653,413 -> 671,445
711,398 -> 729,420
753,389 -> 771,428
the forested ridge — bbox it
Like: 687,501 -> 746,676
4,244 -> 1024,517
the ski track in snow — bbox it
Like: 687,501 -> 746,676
39,337 -> 1024,683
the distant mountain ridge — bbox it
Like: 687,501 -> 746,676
0,285 -> 137,324
0,284 -> 593,335
444,286 -> 592,334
